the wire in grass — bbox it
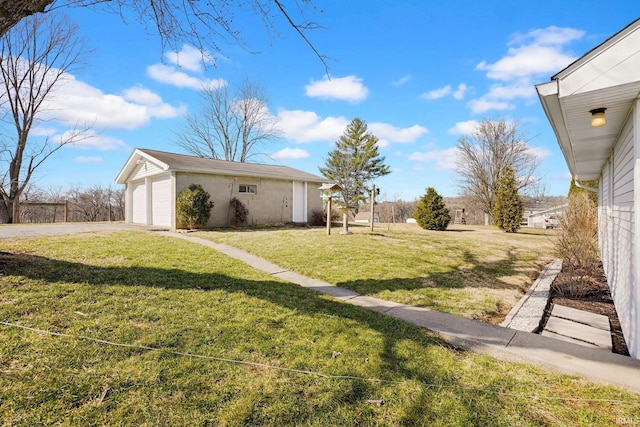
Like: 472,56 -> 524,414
1,320 -> 638,407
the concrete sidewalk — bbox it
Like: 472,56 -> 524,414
166,232 -> 640,394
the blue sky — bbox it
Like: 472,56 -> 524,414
24,1 -> 639,200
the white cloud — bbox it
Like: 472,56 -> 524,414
305,75 -> 368,102
527,145 -> 552,161
484,82 -> 536,100
41,74 -> 185,130
470,26 -> 584,114
165,44 -> 213,72
421,85 -> 451,100
476,26 -> 583,82
392,75 -> 411,86
453,83 -> 469,100
74,156 -> 104,163
272,147 -> 310,160
70,134 -> 128,151
467,98 -> 513,114
147,63 -> 227,90
368,123 -> 428,144
448,120 -> 479,135
409,147 -> 459,171
276,108 -> 426,148
277,109 -> 349,142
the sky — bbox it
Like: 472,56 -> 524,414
12,1 -> 640,201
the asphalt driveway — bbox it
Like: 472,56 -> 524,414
0,222 -> 156,239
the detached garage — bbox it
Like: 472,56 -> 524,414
115,148 -> 328,229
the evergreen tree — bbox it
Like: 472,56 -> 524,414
493,166 -> 524,232
319,118 -> 390,208
568,179 -> 598,204
414,187 -> 451,231
176,184 -> 214,229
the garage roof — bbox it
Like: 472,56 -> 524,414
536,18 -> 640,181
115,148 -> 328,184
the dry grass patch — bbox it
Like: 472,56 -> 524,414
195,223 -> 555,323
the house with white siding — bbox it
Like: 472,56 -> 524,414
115,148 -> 328,229
536,18 -> 640,359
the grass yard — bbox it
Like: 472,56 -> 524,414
195,223 -> 556,323
0,230 -> 638,426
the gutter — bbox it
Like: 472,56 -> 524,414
574,180 -> 598,193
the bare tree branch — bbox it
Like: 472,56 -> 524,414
0,1 -> 327,70
172,79 -> 281,162
0,11 -> 90,223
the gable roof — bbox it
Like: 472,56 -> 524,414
536,18 -> 640,181
115,148 -> 328,184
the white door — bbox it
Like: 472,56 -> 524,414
151,175 -> 171,227
131,180 -> 147,224
292,182 -> 306,222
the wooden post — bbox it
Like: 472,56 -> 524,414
64,198 -> 68,223
326,197 -> 332,235
370,184 -> 375,232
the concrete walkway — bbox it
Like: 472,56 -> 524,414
165,232 -> 640,394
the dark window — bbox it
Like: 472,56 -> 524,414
239,184 -> 257,194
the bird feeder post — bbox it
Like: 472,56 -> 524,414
319,182 -> 342,236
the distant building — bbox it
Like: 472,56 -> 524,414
354,211 -> 380,223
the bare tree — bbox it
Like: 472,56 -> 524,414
455,118 -> 539,225
0,1 -> 327,72
173,79 -> 281,162
0,12 -> 93,223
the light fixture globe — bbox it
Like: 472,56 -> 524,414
590,107 -> 607,127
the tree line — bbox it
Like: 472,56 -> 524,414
14,185 -> 124,223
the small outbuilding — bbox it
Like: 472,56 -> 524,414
115,148 -> 328,229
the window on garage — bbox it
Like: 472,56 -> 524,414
238,184 -> 257,194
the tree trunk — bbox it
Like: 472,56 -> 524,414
0,1 -> 53,37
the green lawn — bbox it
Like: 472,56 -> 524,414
195,223 -> 556,323
0,230 -> 638,426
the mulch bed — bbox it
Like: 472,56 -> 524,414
540,262 -> 630,356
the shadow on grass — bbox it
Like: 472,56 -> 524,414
338,248 -> 528,296
0,249 -> 545,425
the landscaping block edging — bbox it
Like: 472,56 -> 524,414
501,258 -> 563,332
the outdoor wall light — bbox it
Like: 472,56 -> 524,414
590,107 -> 607,127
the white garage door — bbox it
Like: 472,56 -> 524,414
131,180 -> 147,224
151,176 -> 171,227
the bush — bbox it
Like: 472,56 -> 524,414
229,197 -> 248,227
176,184 -> 214,229
553,192 -> 599,270
414,187 -> 451,231
310,208 -> 339,226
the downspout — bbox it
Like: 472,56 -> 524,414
574,180 -> 598,193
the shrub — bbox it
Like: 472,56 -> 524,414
229,197 -> 248,227
493,166 -> 524,233
414,187 -> 451,231
554,192 -> 599,270
310,208 -> 339,226
176,184 -> 214,229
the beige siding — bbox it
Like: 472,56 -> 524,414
130,160 -> 164,181
175,172 -> 324,227
600,104 -> 639,358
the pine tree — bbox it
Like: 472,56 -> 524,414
493,166 -> 523,233
414,187 -> 451,231
319,118 -> 390,208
